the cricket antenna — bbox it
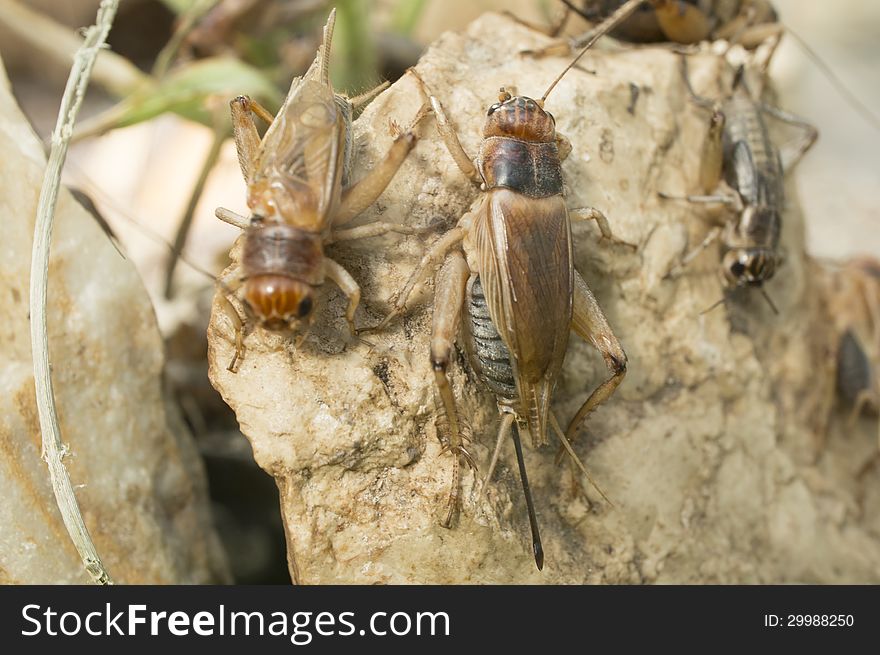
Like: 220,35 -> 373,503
511,422 -> 544,570
759,286 -> 780,315
540,0 -> 645,104
785,27 -> 880,133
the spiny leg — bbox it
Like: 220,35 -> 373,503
408,68 -> 481,185
335,130 -> 419,226
565,269 -> 627,444
323,257 -> 361,337
569,206 -> 636,249
230,95 -> 274,183
430,250 -> 473,527
364,226 -> 466,333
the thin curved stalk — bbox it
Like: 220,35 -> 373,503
29,0 -> 120,586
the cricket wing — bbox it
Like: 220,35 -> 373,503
476,189 -> 573,446
253,10 -> 348,229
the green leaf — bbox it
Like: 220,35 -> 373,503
112,57 -> 282,128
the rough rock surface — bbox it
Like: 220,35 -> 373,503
208,13 -> 880,583
0,58 -> 230,584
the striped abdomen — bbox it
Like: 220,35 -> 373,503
467,275 -> 516,400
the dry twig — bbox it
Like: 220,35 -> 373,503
29,0 -> 120,586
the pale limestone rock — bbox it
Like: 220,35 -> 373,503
0,58 -> 230,584
208,13 -> 880,583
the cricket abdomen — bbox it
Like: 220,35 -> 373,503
466,275 -> 517,400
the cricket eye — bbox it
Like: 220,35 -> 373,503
297,296 -> 314,318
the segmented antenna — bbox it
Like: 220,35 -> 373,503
785,27 -> 880,133
540,0 -> 646,103
511,422 -> 544,570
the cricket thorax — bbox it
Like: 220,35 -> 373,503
241,222 -> 325,286
479,138 -> 563,198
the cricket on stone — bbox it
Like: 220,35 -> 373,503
659,55 -> 816,314
214,9 -> 430,372
367,7 -> 641,569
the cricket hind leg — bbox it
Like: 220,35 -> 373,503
565,269 -> 627,445
334,89 -> 432,226
430,250 -> 475,528
550,412 -> 613,506
481,411 -> 516,495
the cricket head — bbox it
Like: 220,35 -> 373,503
243,274 -> 316,331
721,248 -> 778,288
483,89 -> 556,143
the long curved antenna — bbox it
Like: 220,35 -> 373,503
540,0 -> 646,103
511,422 -> 543,570
785,27 -> 880,133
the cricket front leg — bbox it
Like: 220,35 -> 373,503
430,250 -> 473,527
566,269 -> 627,443
569,207 -> 636,249
363,226 -> 466,333
324,257 -> 361,337
215,271 -> 249,372
409,68 -> 481,185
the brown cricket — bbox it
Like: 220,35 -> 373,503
553,1 -> 781,50
215,9 -> 427,371
530,1 -> 880,132
372,13 -> 637,569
